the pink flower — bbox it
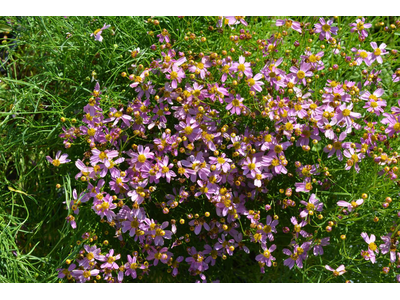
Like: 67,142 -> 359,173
289,62 -> 312,86
225,94 -> 247,115
276,19 -> 301,33
230,56 -> 253,78
91,24 -> 110,42
300,193 -> 323,218
242,156 -> 261,178
361,232 -> 379,263
283,242 -> 311,269
352,48 -> 371,66
166,58 -> 186,88
246,73 -> 264,93
350,18 -> 371,39
343,147 -> 364,172
314,18 -> 338,41
381,113 -> 400,137
46,151 -> 70,167
325,265 -> 346,276
72,269 -> 100,283
223,16 -> 248,27
255,244 -> 277,267
313,237 -> 330,256
369,42 -> 387,64
157,156 -> 176,183
337,199 -> 363,212
188,57 -> 212,79
157,29 -> 170,43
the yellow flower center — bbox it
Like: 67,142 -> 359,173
333,141 -> 342,150
130,263 -> 138,269
101,201 -> 110,210
351,154 -> 359,163
162,166 -> 170,173
356,22 -> 364,30
393,122 -> 400,132
197,63 -> 204,70
374,48 -> 381,56
369,242 -> 377,251
88,128 -> 96,136
263,250 -> 271,258
200,186 -> 209,194
274,145 -> 283,153
306,203 -> 315,211
248,163 -> 256,170
322,24 -> 331,32
247,78 -> 256,86
156,228 -> 165,236
303,130 -> 311,138
342,109 -> 351,117
359,51 -> 368,59
297,70 -> 306,79
99,151 -> 108,160
87,252 -> 94,260
170,71 -> 178,80
232,99 -> 241,107
285,122 -> 293,131
271,159 -> 280,167
184,126 -> 193,135
138,154 -> 146,163
83,270 -> 91,278
52,159 -> 61,167
370,102 -> 378,108
263,225 -> 272,233
237,64 -> 246,72
217,157 -> 225,164
192,89 -> 201,97
131,220 -> 139,228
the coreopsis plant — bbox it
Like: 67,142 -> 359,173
51,16 -> 400,283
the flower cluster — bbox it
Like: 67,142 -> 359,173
53,16 -> 400,283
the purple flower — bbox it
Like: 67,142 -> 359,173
300,193 -> 323,218
147,247 -> 172,266
99,249 -> 121,270
369,42 -> 387,64
78,245 -> 104,269
276,19 -> 301,33
185,247 -> 209,272
72,268 -> 100,282
350,18 -> 372,40
337,199 -> 363,212
379,233 -> 398,262
57,263 -> 76,279
46,151 -> 70,167
314,18 -> 338,41
125,255 -> 139,279
325,265 -> 346,276
91,24 -> 110,42
283,242 -> 311,269
361,232 -> 379,264
289,62 -> 313,86
312,237 -> 330,256
255,244 -> 276,267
